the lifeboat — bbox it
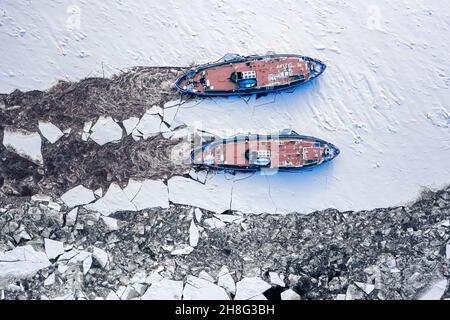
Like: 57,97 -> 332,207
191,130 -> 339,172
176,53 -> 326,96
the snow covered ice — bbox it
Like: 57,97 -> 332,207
2,128 -> 43,165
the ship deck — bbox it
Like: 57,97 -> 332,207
181,56 -> 311,93
195,137 -> 325,168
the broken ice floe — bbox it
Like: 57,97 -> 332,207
84,179 -> 169,216
203,217 -> 226,229
81,120 -> 93,141
38,121 -> 64,144
85,183 -> 135,215
269,272 -> 285,287
92,247 -> 109,268
65,208 -> 78,226
134,113 -> 162,139
122,117 -> 140,135
189,220 -> 200,247
194,208 -> 203,222
354,281 -> 375,295
126,179 -> 169,210
100,216 -> 119,231
141,278 -> 183,300
170,245 -> 194,256
419,279 -> 448,300
198,271 -> 215,283
44,238 -> 64,260
168,176 -> 232,213
43,273 -> 56,286
183,275 -> 229,300
60,185 -> 96,208
281,289 -> 300,300
2,128 -> 43,165
234,277 -> 271,300
217,266 -> 236,295
89,116 -> 123,146
0,245 -> 50,285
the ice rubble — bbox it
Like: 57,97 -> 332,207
89,116 -> 123,146
0,245 -> 50,284
2,128 -> 43,165
38,121 -> 64,144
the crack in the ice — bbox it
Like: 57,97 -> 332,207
265,175 -> 278,214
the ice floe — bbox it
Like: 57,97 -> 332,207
89,116 -> 123,146
198,271 -> 214,283
122,117 -> 140,135
183,275 -> 229,300
217,266 -> 236,295
100,216 -> 120,231
281,289 -> 300,300
43,273 -> 56,286
354,281 -> 375,295
171,245 -> 194,256
81,120 -> 92,141
194,208 -> 203,222
86,180 -> 170,216
44,238 -> 64,260
0,245 -> 50,285
189,220 -> 200,247
203,217 -> 226,229
106,291 -> 120,300
2,128 -> 43,165
419,279 -> 448,300
168,176 -> 232,213
269,272 -> 285,287
234,277 -> 271,300
38,121 -> 64,143
129,180 -> 170,210
92,247 -> 109,268
60,185 -> 96,208
135,113 -> 162,139
141,278 -> 183,300
85,183 -> 135,216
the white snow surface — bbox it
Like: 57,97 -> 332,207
38,121 -> 64,144
0,245 -> 51,284
1,1 -> 449,214
2,129 -> 43,165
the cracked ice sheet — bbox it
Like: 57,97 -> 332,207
0,245 -> 51,285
